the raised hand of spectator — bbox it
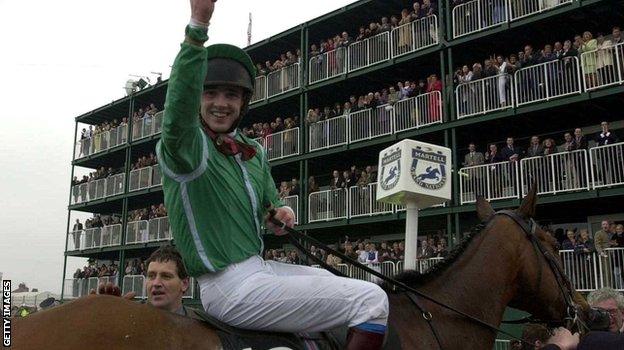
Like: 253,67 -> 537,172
89,282 -> 136,300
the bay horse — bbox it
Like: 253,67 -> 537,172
11,186 -> 589,349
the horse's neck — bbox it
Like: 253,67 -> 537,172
402,231 -> 521,348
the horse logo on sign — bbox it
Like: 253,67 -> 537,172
380,147 -> 401,191
410,146 -> 447,190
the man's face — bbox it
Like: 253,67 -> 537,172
575,128 -> 582,137
146,260 -> 188,312
593,298 -> 624,332
531,136 -> 539,145
602,220 -> 610,231
201,86 -> 244,133
469,144 -> 475,152
524,46 -> 532,55
602,122 -> 609,132
614,28 -> 621,39
507,138 -> 514,147
554,42 -> 562,51
564,133 -> 572,142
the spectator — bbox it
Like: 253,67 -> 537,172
527,136 -> 544,157
587,288 -> 624,333
573,128 -> 588,150
356,170 -> 370,187
366,244 -> 379,264
561,230 -> 577,250
356,243 -> 368,263
574,229 -> 594,255
308,176 -> 319,194
579,31 -> 598,88
418,239 -> 434,259
463,142 -> 485,166
485,143 -> 505,163
596,33 -> 614,86
290,178 -> 300,196
595,121 -> 618,145
501,137 -> 522,162
330,170 -> 345,190
542,138 -> 558,155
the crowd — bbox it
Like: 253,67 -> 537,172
71,166 -> 124,203
454,25 -> 623,110
127,203 -> 168,223
124,258 -> 147,276
307,164 -> 379,195
131,103 -> 161,138
309,0 -> 438,60
132,153 -> 158,171
242,116 -> 299,139
255,50 -> 302,77
277,177 -> 300,199
305,75 -> 443,129
463,121 -> 619,167
73,262 -> 119,280
78,118 -> 129,157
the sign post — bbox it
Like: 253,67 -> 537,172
376,140 -> 452,270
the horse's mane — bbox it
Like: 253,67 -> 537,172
386,222 -> 487,291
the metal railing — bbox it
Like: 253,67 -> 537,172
71,174 -> 125,205
494,339 -> 511,350
308,116 -> 348,152
131,112 -> 163,141
393,91 -> 443,132
264,128 -> 300,161
514,57 -> 582,106
456,74 -> 514,119
74,124 -> 128,160
254,137 -> 266,149
520,149 -> 590,196
348,182 -> 393,218
561,248 -> 624,292
126,216 -> 171,245
129,165 -> 161,192
391,15 -> 439,58
63,278 -> 99,299
266,63 -> 300,98
508,0 -> 573,21
452,0 -> 508,39
590,141 -> 624,189
348,106 -> 394,143
581,41 -> 624,91
250,76 -> 267,104
459,161 -> 520,204
350,261 -> 397,283
309,47 -> 347,84
348,32 -> 390,72
68,224 -> 122,251
308,189 -> 348,223
282,195 -> 299,224
122,275 -> 146,298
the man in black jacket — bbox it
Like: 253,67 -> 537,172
543,328 -> 624,350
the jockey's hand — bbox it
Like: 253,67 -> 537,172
89,282 -> 136,300
265,207 -> 295,236
190,0 -> 216,25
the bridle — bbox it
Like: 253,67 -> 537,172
268,208 -> 586,349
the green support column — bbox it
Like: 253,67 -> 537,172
299,160 -> 305,226
118,249 -> 126,291
61,120 -> 80,300
446,213 -> 454,248
301,25 -> 308,90
454,212 -> 461,246
446,48 -> 456,122
444,0 -> 452,42
450,128 -> 460,206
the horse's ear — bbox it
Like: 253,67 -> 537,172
518,180 -> 538,219
476,196 -> 494,222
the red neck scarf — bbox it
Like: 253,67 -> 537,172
200,119 -> 257,161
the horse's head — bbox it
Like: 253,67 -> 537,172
475,184 -> 589,327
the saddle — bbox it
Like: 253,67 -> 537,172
184,306 -> 402,350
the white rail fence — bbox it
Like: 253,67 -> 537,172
67,224 -> 122,251
266,63 -> 300,98
514,57 -> 582,106
580,41 -> 624,92
132,112 -> 163,141
390,15 -> 439,57
520,149 -> 590,196
309,48 -> 347,84
456,74 -> 514,119
459,161 -> 520,204
75,124 -> 128,159
308,116 -> 348,152
348,32 -> 390,72
121,275 -> 195,299
590,142 -> 624,189
452,0 -> 573,39
561,248 -> 624,292
309,93 -> 442,152
71,173 -> 125,205
264,128 -> 300,161
250,76 -> 267,104
129,165 -> 161,192
494,339 -> 511,350
308,189 -> 348,222
348,182 -> 394,218
452,0 -> 508,39
126,216 -> 171,245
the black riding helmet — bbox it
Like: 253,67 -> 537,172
203,44 -> 256,132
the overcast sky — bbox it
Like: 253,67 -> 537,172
0,0 -> 357,294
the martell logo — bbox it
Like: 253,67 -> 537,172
379,147 -> 401,191
410,146 -> 447,190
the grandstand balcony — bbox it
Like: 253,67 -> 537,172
131,111 -> 163,141
63,276 -> 118,299
251,63 -> 301,104
282,195 -> 300,224
125,216 -> 171,245
66,224 -> 123,251
70,173 -> 125,205
580,41 -> 624,92
459,143 -> 624,205
258,128 -> 301,161
128,165 -> 162,192
308,92 -> 442,152
451,0 -> 574,39
74,124 -> 128,160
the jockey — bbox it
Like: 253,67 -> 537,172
156,0 -> 389,348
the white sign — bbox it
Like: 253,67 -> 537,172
377,139 -> 451,208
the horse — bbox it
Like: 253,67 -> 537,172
416,166 -> 440,181
11,185 -> 589,349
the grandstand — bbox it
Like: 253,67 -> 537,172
63,0 -> 624,347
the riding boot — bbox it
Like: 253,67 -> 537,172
345,327 -> 385,350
